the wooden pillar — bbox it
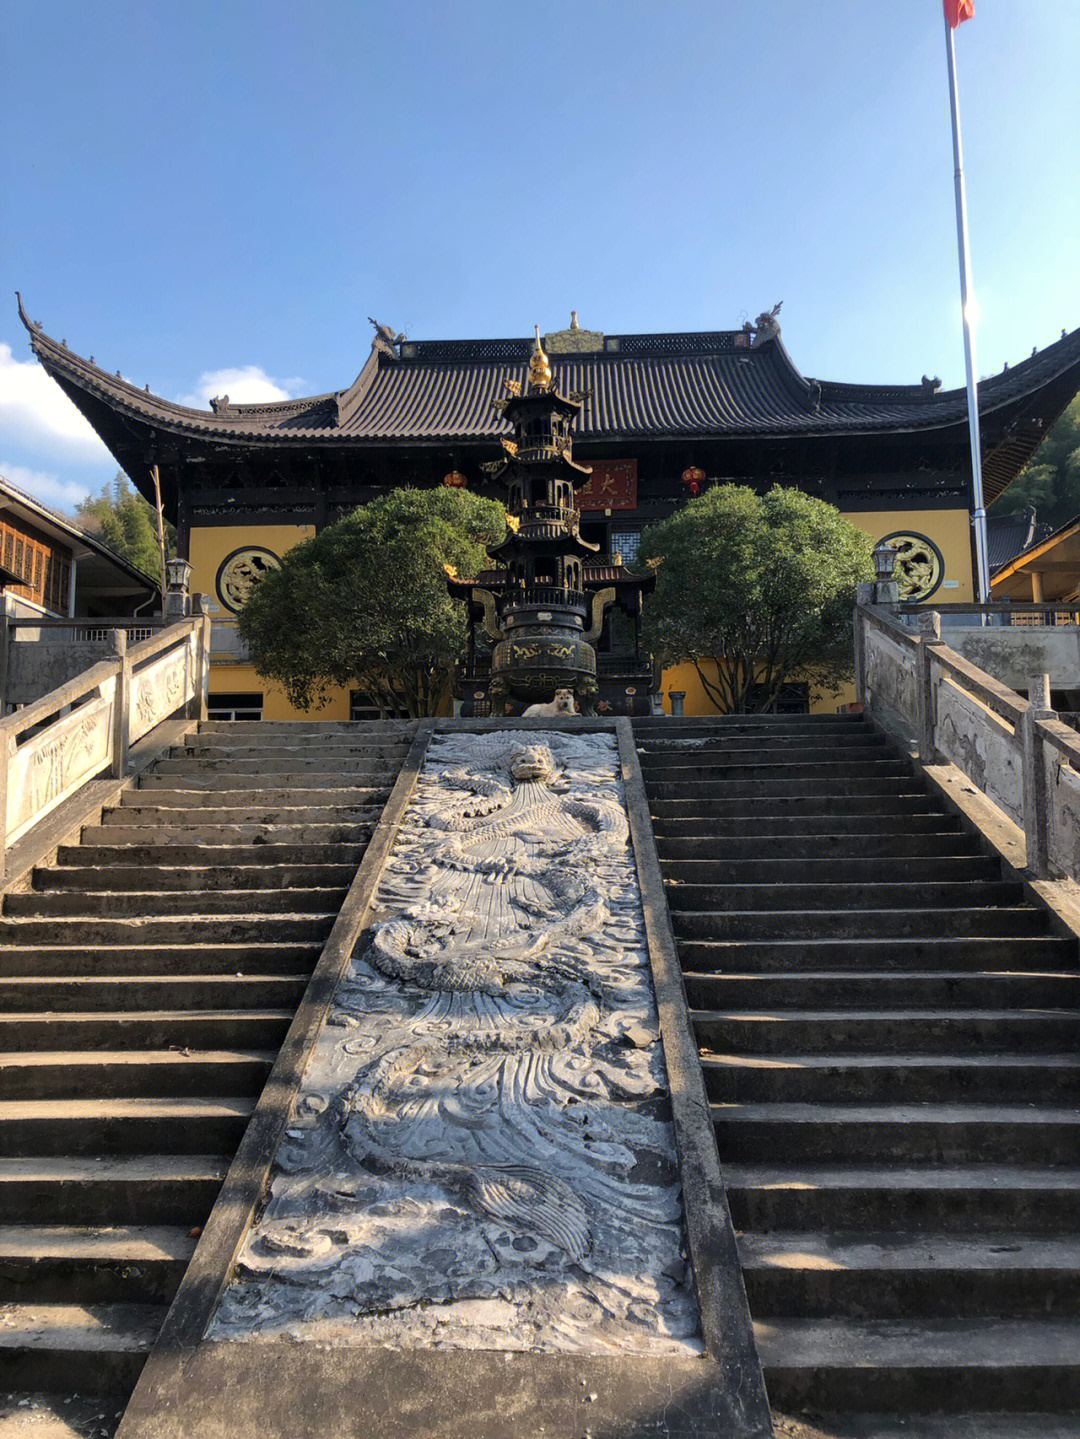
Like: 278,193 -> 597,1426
1030,570 -> 1045,603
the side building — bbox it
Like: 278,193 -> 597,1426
18,300 -> 1080,716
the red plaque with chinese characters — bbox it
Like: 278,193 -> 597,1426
576,459 -> 637,511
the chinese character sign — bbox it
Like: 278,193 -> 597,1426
576,460 -> 638,511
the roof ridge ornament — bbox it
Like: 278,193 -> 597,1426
528,325 -> 552,390
750,301 -> 782,348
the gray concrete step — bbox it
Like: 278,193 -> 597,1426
701,1052 -> 1080,1105
0,914 -> 334,944
0,1096 -> 255,1157
739,1230 -> 1080,1319
678,936 -> 1078,974
713,1102 -> 1080,1165
723,1162 -> 1080,1236
120,785 -> 383,808
661,855 -> 997,884
633,715 -> 867,731
666,880 -> 1023,912
753,1316 -> 1080,1412
0,1155 -> 228,1226
100,804 -> 380,828
0,1049 -> 276,1101
197,719 -> 414,734
0,974 -> 310,1014
654,831 -> 974,861
652,813 -> 954,837
34,863 -> 356,892
640,757 -> 908,780
0,1009 -> 294,1052
149,756 -> 397,776
0,1302 -> 164,1395
7,888 -> 346,918
647,775 -> 919,800
79,822 -> 375,846
675,906 -> 1049,941
0,1226 -> 195,1304
693,1009 -> 1080,1055
174,742 -> 410,760
0,941 -> 320,978
59,842 -> 368,867
637,732 -> 889,753
684,970 -> 1079,1012
650,795 -> 941,820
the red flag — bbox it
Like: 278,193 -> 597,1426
944,0 -> 974,26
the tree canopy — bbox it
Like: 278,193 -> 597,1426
639,483 -> 874,714
237,487 -> 505,717
989,394 -> 1080,526
77,472 -> 174,582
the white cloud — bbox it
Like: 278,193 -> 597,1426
178,366 -> 301,409
0,343 -> 113,460
0,461 -> 92,512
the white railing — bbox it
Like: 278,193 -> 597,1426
0,615 -> 211,875
856,603 -> 1080,882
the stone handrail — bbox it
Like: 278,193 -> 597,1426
1,614 -> 211,873
856,602 -> 1080,881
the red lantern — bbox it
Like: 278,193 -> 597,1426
681,465 -> 705,496
443,470 -> 467,488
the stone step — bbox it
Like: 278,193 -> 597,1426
0,1096 -> 255,1157
646,775 -> 919,800
675,907 -> 1049,941
639,757 -> 909,780
678,936 -> 1078,974
791,1417 -> 1080,1439
0,1049 -> 276,1100
0,1302 -> 164,1394
0,1009 -> 293,1052
666,880 -> 1022,913
0,914 -> 334,944
0,941 -> 320,978
637,732 -> 889,754
0,1155 -> 227,1225
694,1009 -> 1080,1055
34,863 -> 357,892
753,1315 -> 1080,1413
633,715 -> 866,730
174,742 -> 409,760
739,1230 -> 1080,1319
683,970 -> 1077,1012
713,1102 -> 1080,1165
0,1225 -> 195,1304
149,756 -> 396,775
652,813 -> 954,837
121,786 -> 382,808
662,855 -> 998,884
80,822 -> 375,846
723,1161 -> 1080,1236
197,719 -> 415,733
100,804 -> 380,828
700,1052 -> 1080,1105
0,974 -> 310,1014
140,768 -> 391,790
655,831 -> 973,860
59,842 -> 368,868
650,795 -> 941,820
6,887 -> 346,918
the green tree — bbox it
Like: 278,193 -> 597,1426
238,487 -> 505,717
77,472 -> 175,582
640,484 -> 874,714
990,394 -> 1080,525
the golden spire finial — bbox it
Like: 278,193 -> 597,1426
570,310 -> 579,330
529,324 -> 552,389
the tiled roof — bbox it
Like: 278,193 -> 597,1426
20,298 -> 1080,449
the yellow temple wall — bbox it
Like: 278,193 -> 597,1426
189,506 -> 974,721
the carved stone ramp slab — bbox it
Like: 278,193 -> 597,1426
116,719 -> 771,1439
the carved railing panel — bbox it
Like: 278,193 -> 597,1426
5,681 -> 115,844
129,639 -> 193,745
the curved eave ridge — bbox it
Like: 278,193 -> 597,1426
17,301 -> 1080,446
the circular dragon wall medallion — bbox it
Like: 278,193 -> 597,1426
215,546 -> 281,613
877,531 -> 945,602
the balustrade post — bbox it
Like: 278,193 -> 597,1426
110,629 -> 131,780
0,728 -> 11,881
1022,671 -> 1052,878
192,595 -> 211,725
915,610 -> 941,764
854,584 -> 874,705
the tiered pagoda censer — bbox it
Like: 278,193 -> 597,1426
450,330 -> 641,714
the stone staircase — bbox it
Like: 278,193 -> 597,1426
0,720 -> 412,1413
634,712 -> 1080,1435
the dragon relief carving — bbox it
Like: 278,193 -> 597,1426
211,732 -> 700,1354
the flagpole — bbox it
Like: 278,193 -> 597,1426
944,9 -> 991,604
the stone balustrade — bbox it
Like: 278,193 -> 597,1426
856,600 -> 1080,881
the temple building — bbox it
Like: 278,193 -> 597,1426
18,298 -> 1080,716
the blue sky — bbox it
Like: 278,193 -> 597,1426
2,0 -> 1077,512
